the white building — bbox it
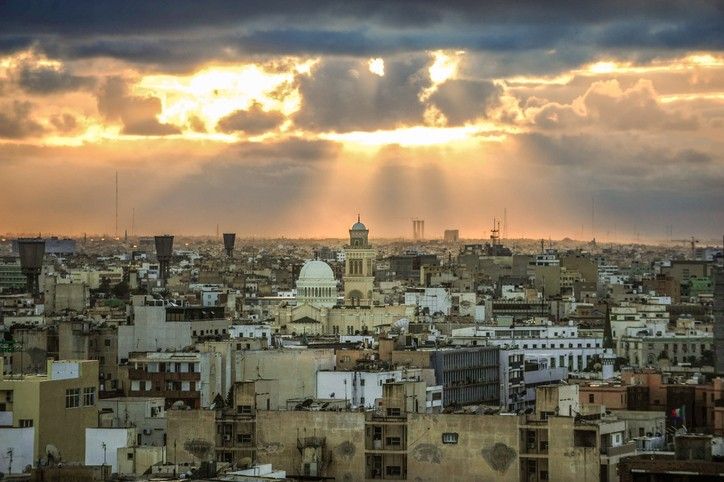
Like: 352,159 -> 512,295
229,324 -> 274,346
97,397 -> 166,447
451,321 -> 604,372
118,297 -> 230,362
316,369 -> 427,409
85,427 -> 135,473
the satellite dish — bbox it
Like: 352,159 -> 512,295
46,444 -> 60,464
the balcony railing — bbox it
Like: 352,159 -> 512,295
602,442 -> 635,457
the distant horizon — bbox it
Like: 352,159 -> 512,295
3,231 -> 722,248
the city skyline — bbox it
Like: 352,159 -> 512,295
0,1 -> 722,238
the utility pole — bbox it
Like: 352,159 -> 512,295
102,442 -> 107,481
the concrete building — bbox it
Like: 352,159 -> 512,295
0,257 -> 25,291
166,408 -> 216,466
0,359 -> 99,464
452,321 -> 604,372
126,351 -> 224,409
430,347 -> 499,407
84,427 -> 135,474
233,348 -> 336,405
69,266 -> 124,289
619,324 -> 713,367
714,266 -> 724,374
316,369 -> 428,409
275,302 -> 413,336
443,229 -> 459,243
252,380 -> 632,481
118,297 -> 230,362
97,397 -> 166,447
12,237 -> 76,255
58,319 -> 119,395
43,277 -> 89,314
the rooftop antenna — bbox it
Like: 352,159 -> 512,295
131,207 -> 135,237
503,207 -> 508,240
115,171 -> 119,238
591,195 -> 595,241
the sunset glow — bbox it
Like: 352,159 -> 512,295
0,2 -> 721,240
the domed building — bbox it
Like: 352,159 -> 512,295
296,260 -> 338,308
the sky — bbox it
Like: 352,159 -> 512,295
0,1 -> 722,242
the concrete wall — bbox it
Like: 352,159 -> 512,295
234,349 -> 335,404
0,427 -> 34,474
407,413 -> 520,481
547,417 -> 600,482
166,409 -> 216,465
85,427 -> 134,473
256,410 -> 365,480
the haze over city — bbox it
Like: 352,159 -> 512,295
0,1 -> 722,240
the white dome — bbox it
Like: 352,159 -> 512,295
299,260 -> 334,280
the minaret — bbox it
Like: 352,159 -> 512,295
602,301 -> 616,380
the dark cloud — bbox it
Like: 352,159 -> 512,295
96,77 -> 180,136
0,2 -> 719,73
294,56 -> 430,131
0,100 -> 44,139
15,62 -> 95,94
217,103 -> 284,134
430,79 -> 502,125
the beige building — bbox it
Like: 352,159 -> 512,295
252,381 -> 631,481
344,216 -> 376,306
275,302 -> 413,336
0,359 -> 99,463
233,348 -> 335,404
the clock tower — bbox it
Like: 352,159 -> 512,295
343,215 -> 375,306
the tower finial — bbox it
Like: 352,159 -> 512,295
357,213 -> 360,223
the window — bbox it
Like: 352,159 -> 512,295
237,433 -> 253,444
588,394 -> 595,403
19,419 -> 33,428
65,388 -> 80,408
386,466 -> 402,476
386,408 -> 401,417
442,432 -> 459,444
104,339 -> 111,347
127,452 -> 134,460
386,437 -> 401,446
83,387 -> 96,406
237,405 -> 252,414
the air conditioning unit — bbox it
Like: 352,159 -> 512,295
142,429 -> 152,435
224,435 -> 231,442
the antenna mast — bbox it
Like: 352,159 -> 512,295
115,171 -> 119,238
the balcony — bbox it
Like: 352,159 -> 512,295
601,442 -> 635,457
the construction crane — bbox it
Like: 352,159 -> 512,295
672,236 -> 700,259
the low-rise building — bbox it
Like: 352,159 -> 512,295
0,359 -> 99,464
